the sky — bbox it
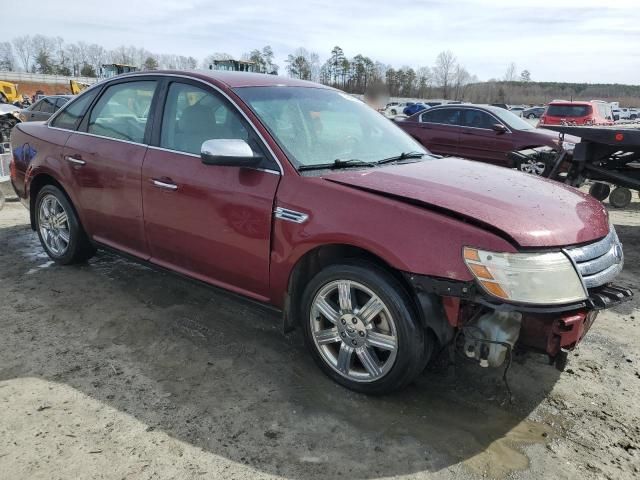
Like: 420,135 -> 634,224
5,0 -> 640,84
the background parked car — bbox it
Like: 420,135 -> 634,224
540,100 -> 613,126
384,102 -> 413,117
403,102 -> 428,116
508,106 -> 525,117
17,95 -> 73,123
523,106 -> 546,119
397,104 -> 579,175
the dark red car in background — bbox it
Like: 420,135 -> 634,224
9,71 -> 630,394
397,104 -> 580,175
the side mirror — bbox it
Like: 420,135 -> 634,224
200,139 -> 261,167
492,123 -> 508,134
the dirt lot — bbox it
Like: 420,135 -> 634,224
0,194 -> 638,480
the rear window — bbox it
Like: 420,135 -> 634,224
546,104 -> 592,117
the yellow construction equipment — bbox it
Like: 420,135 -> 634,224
0,81 -> 20,104
70,80 -> 91,95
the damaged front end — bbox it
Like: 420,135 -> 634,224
405,225 -> 632,373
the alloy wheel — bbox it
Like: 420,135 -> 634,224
310,280 -> 398,383
38,194 -> 70,256
519,159 -> 546,176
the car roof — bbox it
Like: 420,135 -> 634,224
420,104 -> 506,115
548,100 -> 592,106
115,69 -> 332,89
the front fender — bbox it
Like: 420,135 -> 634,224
269,176 -> 517,307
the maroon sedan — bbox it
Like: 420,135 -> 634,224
397,104 -> 580,175
9,71 -> 629,394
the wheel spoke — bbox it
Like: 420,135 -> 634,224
357,347 -> 382,378
336,343 -> 353,374
55,211 -> 68,228
53,235 -> 63,253
315,297 -> 340,324
314,327 -> 341,345
338,281 -> 353,312
366,331 -> 397,351
58,228 -> 70,244
358,296 -> 384,324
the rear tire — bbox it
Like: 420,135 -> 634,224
35,185 -> 96,265
301,261 -> 429,395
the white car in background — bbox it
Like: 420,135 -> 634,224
384,102 -> 413,117
613,108 -> 632,121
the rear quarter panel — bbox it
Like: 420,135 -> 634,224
11,123 -> 73,201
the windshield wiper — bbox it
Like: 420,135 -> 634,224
298,158 -> 376,171
375,151 -> 427,165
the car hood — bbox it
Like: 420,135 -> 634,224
323,158 -> 609,248
0,104 -> 19,115
524,127 -> 581,144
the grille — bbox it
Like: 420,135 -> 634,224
565,227 -> 624,289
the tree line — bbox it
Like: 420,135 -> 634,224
2,36 -> 638,105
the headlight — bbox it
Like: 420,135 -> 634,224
463,247 -> 587,305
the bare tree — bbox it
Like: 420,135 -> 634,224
520,69 -> 531,82
504,62 -> 517,81
12,35 -> 33,71
433,50 -> 456,99
0,42 -> 14,71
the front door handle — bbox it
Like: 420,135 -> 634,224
152,179 -> 178,191
65,155 -> 86,166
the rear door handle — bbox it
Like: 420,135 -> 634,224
65,155 -> 86,166
152,179 -> 178,191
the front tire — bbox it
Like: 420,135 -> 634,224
35,185 -> 96,264
301,262 -> 428,395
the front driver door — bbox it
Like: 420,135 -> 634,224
142,80 -> 280,301
457,109 -> 515,165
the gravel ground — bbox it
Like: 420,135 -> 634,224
0,191 -> 638,480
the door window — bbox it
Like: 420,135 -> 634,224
461,110 -> 499,129
88,81 -> 157,143
50,89 -> 99,130
55,97 -> 70,110
160,82 -> 249,155
40,97 -> 57,114
420,108 -> 462,126
30,100 -> 43,112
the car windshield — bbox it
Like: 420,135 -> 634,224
234,86 -> 428,168
546,104 -> 591,117
491,107 -> 536,130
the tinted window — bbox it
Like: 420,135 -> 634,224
50,89 -> 99,130
546,105 -> 591,117
40,97 -> 57,114
420,108 -> 462,125
30,100 -> 43,112
88,81 -> 157,143
462,109 -> 498,129
55,97 -> 70,110
160,82 -> 248,155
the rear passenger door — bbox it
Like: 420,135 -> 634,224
63,79 -> 159,259
401,108 -> 462,156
